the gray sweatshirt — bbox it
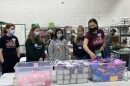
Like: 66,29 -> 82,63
48,39 -> 69,61
105,33 -> 112,47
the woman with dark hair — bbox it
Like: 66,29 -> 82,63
48,28 -> 69,61
73,26 -> 86,59
83,18 -> 105,59
25,26 -> 45,61
0,24 -> 20,74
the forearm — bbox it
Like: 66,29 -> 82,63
0,53 -> 4,63
83,45 -> 94,56
101,38 -> 105,48
16,47 -> 20,58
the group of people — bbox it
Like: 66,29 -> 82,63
0,18 -> 116,74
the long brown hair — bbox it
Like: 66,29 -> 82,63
27,26 -> 43,44
2,27 -> 7,34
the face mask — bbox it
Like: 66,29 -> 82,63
111,33 -> 115,35
34,32 -> 39,36
57,34 -> 62,38
9,30 -> 15,35
89,27 -> 97,33
111,32 -> 115,35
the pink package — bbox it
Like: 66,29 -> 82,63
17,71 -> 52,86
114,59 -> 123,65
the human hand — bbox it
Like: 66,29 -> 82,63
39,58 -> 43,61
90,53 -> 96,60
100,46 -> 104,51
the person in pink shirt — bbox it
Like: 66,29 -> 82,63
83,18 -> 105,59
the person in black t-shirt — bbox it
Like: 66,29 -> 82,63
0,24 -> 20,74
73,26 -> 86,59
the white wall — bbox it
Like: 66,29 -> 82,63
0,0 -> 130,30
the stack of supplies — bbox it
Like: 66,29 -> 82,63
55,60 -> 89,85
90,58 -> 126,82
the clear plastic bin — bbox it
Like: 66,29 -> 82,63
14,61 -> 53,86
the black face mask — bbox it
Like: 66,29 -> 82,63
111,33 -> 114,35
89,27 -> 97,33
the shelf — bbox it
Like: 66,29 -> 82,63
111,25 -> 130,28
121,34 -> 130,36
112,35 -> 120,37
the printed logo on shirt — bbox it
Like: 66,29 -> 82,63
6,38 -> 16,48
92,34 -> 103,46
34,43 -> 43,49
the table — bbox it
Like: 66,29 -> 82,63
0,71 -> 130,86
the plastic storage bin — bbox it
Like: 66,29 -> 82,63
14,61 -> 53,86
90,60 -> 126,82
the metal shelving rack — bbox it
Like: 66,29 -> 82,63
111,24 -> 130,47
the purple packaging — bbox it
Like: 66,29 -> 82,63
77,67 -> 83,74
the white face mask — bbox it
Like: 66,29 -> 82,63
34,32 -> 39,36
9,30 -> 15,35
57,34 -> 62,38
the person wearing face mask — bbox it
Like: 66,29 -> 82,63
25,26 -> 45,62
48,28 -> 69,61
104,29 -> 116,58
0,24 -> 20,74
73,26 -> 86,59
83,18 -> 105,59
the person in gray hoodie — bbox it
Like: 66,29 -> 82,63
48,28 -> 69,61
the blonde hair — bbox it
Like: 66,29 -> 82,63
27,26 -> 43,44
74,26 -> 84,43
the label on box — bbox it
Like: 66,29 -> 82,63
110,76 -> 118,81
33,63 -> 39,67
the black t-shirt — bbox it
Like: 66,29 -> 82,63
73,36 -> 86,57
0,35 -> 19,58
